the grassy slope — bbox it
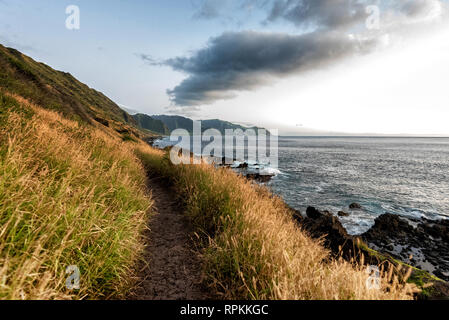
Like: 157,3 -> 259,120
133,113 -> 169,135
136,149 -> 417,300
0,44 -> 151,138
0,45 -> 158,299
0,92 -> 152,299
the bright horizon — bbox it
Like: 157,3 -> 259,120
1,0 -> 448,135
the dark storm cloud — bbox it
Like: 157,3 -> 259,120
156,0 -> 446,106
160,31 -> 377,106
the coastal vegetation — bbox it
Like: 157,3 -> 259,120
136,147 -> 417,300
0,44 -> 426,300
0,92 -> 152,299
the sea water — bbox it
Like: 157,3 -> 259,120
270,137 -> 449,234
155,136 -> 449,235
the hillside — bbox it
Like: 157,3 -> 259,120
152,114 -> 265,135
151,115 -> 194,133
0,44 -> 157,299
0,43 -> 143,137
133,113 -> 169,135
0,91 -> 153,299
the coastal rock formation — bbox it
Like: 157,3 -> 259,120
349,203 -> 362,210
245,173 -> 273,183
362,214 -> 449,282
218,160 -> 276,183
291,208 -> 449,299
338,211 -> 349,217
300,207 -> 377,264
237,162 -> 249,169
303,207 -> 353,255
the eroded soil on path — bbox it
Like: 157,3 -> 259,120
129,178 -> 213,300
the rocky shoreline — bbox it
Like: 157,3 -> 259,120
147,140 -> 449,298
363,214 -> 449,281
150,141 -> 278,183
291,204 -> 449,299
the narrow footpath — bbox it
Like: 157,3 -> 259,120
129,178 -> 213,300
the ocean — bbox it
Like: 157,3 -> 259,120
155,136 -> 449,235
270,136 -> 449,235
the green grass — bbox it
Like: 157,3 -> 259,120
0,94 -> 152,299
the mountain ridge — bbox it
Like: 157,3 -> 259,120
149,114 -> 267,135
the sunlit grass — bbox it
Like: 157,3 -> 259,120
0,89 -> 418,300
136,147 -> 418,300
0,93 -> 152,299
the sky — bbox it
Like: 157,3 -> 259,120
0,0 -> 448,135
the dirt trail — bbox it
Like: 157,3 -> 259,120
129,178 -> 212,300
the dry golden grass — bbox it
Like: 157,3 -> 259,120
0,90 -> 418,300
0,93 -> 152,299
137,149 -> 418,300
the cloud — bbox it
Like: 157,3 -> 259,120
137,53 -> 161,66
192,0 -> 447,30
192,0 -> 227,20
166,105 -> 202,117
399,0 -> 445,23
264,0 -> 448,29
152,0 -> 448,107
265,0 -> 367,30
161,30 -> 378,106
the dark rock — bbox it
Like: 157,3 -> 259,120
301,210 -> 351,255
299,208 -> 378,263
245,173 -> 273,183
362,213 -> 449,284
116,128 -> 131,135
363,213 -> 414,243
94,117 -> 109,127
434,269 -> 446,279
349,203 -> 362,209
237,162 -> 249,169
294,209 -> 449,299
338,211 -> 349,217
419,222 -> 449,243
306,207 -> 323,219
427,281 -> 449,300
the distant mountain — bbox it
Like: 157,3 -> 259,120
152,115 -> 266,135
133,113 -> 169,135
0,43 -> 135,127
201,119 -> 264,134
151,115 -> 194,133
0,42 -> 265,139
